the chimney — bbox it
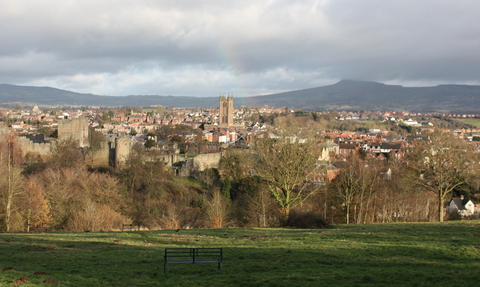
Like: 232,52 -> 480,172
460,195 -> 465,200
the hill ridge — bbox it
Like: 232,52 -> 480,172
2,81 -> 480,112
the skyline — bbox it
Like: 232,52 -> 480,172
1,1 -> 480,98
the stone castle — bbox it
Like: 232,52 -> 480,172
9,117 -> 223,176
3,94 -> 234,174
57,117 -> 89,147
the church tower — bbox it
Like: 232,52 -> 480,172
219,94 -> 234,127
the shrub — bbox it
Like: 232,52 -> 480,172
447,210 -> 462,221
284,210 -> 332,228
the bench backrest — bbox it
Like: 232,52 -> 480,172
165,248 -> 222,261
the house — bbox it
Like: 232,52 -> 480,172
127,115 -> 146,123
216,132 -> 227,143
363,141 -> 404,160
338,143 -> 359,157
11,121 -> 25,129
446,195 -> 475,216
306,163 -> 340,185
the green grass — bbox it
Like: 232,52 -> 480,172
357,120 -> 388,129
1,221 -> 480,286
455,118 -> 480,128
358,120 -> 379,126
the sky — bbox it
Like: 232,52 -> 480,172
1,0 -> 480,98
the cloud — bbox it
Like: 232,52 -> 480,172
0,0 -> 479,97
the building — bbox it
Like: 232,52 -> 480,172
57,117 -> 89,148
219,94 -> 234,127
446,195 -> 475,216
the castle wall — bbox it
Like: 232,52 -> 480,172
192,152 -> 224,171
156,154 -> 180,166
85,141 -> 110,166
11,124 -> 224,174
176,152 -> 224,177
16,136 -> 53,161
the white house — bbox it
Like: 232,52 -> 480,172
446,196 -> 475,216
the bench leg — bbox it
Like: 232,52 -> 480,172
164,262 -> 167,274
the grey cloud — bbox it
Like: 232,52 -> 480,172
0,0 -> 479,97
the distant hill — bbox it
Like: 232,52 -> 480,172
245,80 -> 480,113
2,80 -> 480,113
0,84 -> 218,108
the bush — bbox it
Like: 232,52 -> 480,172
447,210 -> 462,221
284,210 -> 332,228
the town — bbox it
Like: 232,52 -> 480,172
2,1 -> 480,285
1,95 -> 480,233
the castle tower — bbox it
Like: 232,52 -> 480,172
219,94 -> 234,127
57,117 -> 89,148
115,137 -> 133,167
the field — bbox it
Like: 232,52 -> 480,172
455,118 -> 480,128
1,221 -> 480,286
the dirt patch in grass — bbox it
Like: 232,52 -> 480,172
18,277 -> 30,281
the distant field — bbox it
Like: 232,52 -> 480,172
1,222 -> 480,286
358,120 -> 388,129
358,120 -> 377,125
455,118 -> 480,128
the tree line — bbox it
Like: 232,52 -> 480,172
220,132 -> 480,226
1,128 -> 479,232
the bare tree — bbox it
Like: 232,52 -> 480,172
21,179 -> 51,232
36,167 -> 127,231
0,130 -> 24,232
353,163 -> 379,224
331,155 -> 377,224
406,131 -> 478,222
205,190 -> 230,228
48,138 -> 84,169
251,136 -> 320,222
245,186 -> 278,227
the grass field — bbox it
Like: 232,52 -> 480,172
1,221 -> 480,286
455,118 -> 480,128
357,120 -> 379,126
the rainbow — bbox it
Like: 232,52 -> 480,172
215,42 -> 255,107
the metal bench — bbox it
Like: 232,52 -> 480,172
164,248 -> 223,274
